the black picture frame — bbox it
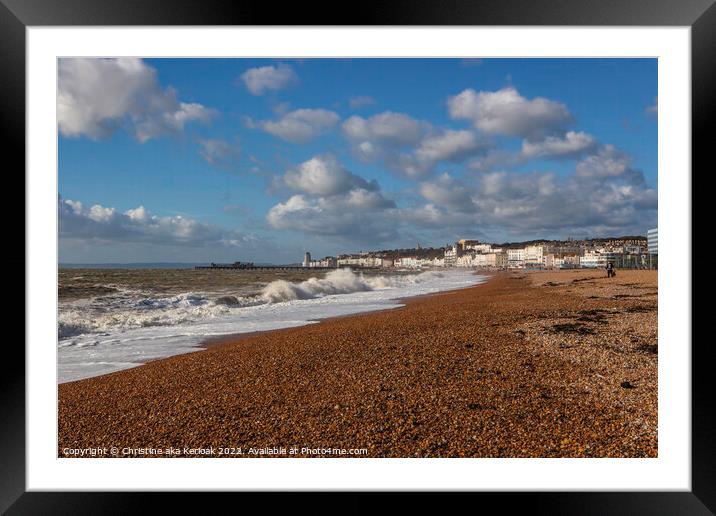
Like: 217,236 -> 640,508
2,0 -> 707,512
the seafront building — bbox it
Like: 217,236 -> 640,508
524,245 -> 545,268
580,250 -> 607,268
394,256 -> 433,269
647,227 -> 658,269
308,256 -> 338,268
507,248 -> 525,268
335,256 -> 391,268
297,231 -> 653,272
444,245 -> 461,267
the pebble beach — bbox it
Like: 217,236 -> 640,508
58,269 -> 657,458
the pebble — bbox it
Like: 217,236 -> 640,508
58,270 -> 657,458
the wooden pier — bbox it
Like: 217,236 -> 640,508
195,263 -> 337,271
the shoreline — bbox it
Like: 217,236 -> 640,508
198,271 -> 493,352
58,269 -> 657,458
59,270 -> 490,385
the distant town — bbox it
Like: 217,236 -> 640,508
197,229 -> 659,272
299,228 -> 659,271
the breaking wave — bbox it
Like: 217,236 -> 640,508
58,269 -> 447,341
260,268 -> 444,303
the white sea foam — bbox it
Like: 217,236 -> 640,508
57,269 -> 486,384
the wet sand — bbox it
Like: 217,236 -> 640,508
58,269 -> 657,458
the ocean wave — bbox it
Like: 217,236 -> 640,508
260,268 -> 444,303
57,293 -> 233,340
57,269 -> 449,341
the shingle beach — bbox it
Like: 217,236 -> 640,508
58,270 -> 657,458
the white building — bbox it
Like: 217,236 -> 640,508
507,248 -> 525,268
456,254 -> 475,267
455,252 -> 507,268
444,245 -> 461,266
344,256 -> 391,268
580,249 -> 607,268
524,245 -> 545,267
470,243 -> 493,253
647,228 -> 658,255
484,252 -> 508,268
624,245 -> 644,254
394,256 -> 431,269
309,257 -> 337,268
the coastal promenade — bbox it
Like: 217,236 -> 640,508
58,269 -> 657,458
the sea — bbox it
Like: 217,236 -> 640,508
58,266 -> 486,383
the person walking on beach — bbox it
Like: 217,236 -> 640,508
606,261 -> 615,278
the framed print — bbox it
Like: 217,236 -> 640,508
3,0 -> 710,512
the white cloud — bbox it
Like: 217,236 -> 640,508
399,203 -> 475,230
520,131 -> 597,159
398,129 -> 488,178
267,192 -> 397,242
447,86 -> 573,141
407,147 -> 656,237
416,174 -> 653,238
282,155 -> 377,196
240,64 -> 297,95
251,108 -> 340,143
59,197 -> 251,247
342,112 -> 427,146
575,145 -> 643,182
419,173 -> 475,212
415,130 -> 484,163
264,144 -> 655,244
58,58 -> 215,142
267,156 -> 396,243
343,112 -> 486,178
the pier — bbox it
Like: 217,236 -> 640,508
195,262 -> 337,271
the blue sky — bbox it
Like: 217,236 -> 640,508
58,58 -> 657,264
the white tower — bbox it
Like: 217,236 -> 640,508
303,252 -> 311,267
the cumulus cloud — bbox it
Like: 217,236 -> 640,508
282,155 -> 378,196
58,58 -> 215,142
343,112 -> 487,178
399,203 -> 475,230
249,108 -> 340,143
448,86 -> 574,141
267,156 -> 397,243
397,129 -> 489,178
520,131 -> 597,159
267,193 -> 397,242
415,130 -> 484,163
262,143 -> 654,244
59,196 -> 252,247
343,111 -> 427,146
407,145 -> 656,238
473,167 -> 655,236
240,64 -> 297,95
419,173 -> 475,212
575,145 -> 645,184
